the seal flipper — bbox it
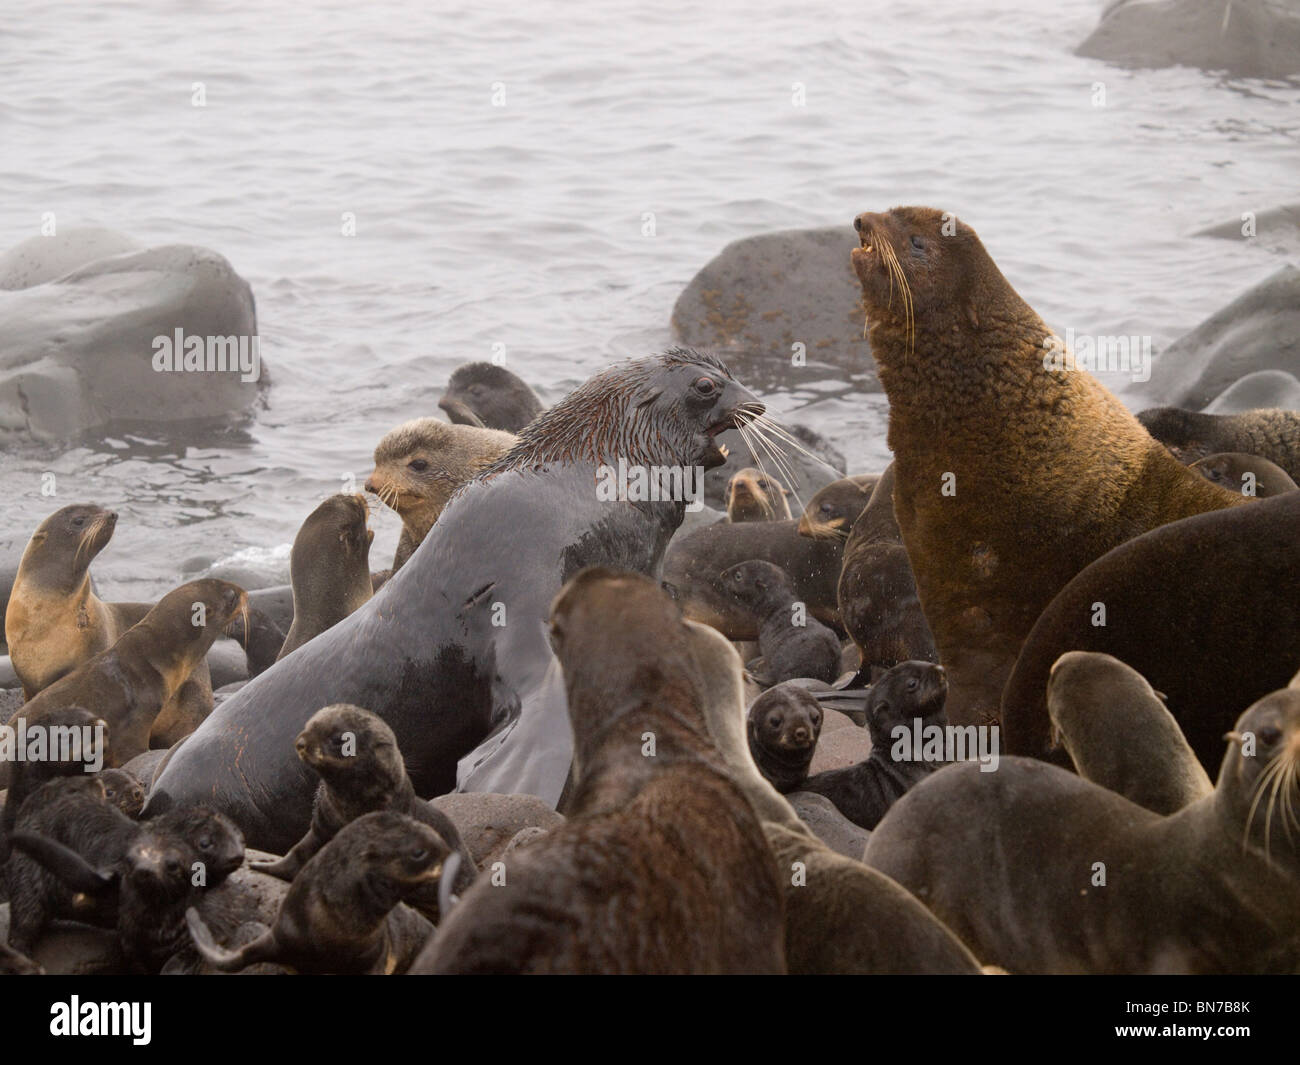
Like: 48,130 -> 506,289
185,907 -> 277,973
8,832 -> 118,895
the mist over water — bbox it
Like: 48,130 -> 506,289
2,0 -> 1296,597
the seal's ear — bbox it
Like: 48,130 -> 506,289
634,385 -> 664,409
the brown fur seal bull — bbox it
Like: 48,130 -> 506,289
146,349 -> 763,850
365,418 -> 516,572
277,494 -> 373,660
438,361 -> 544,432
8,580 -> 246,763
1139,406 -> 1300,481
725,467 -> 791,522
864,689 -> 1300,973
850,207 -> 1243,727
680,610 -> 983,974
1190,452 -> 1297,498
413,568 -> 786,974
1003,490 -> 1300,770
1047,652 -> 1212,815
4,504 -> 214,745
796,473 -> 879,540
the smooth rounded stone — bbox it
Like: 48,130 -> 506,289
0,242 -> 264,439
1196,203 -> 1300,255
671,226 -> 873,387
0,903 -> 124,974
1076,0 -> 1300,79
122,748 -> 171,790
221,852 -> 291,921
0,228 -> 142,290
1204,370 -> 1300,413
206,638 -> 250,690
808,722 -> 873,774
1127,266 -> 1300,411
429,792 -> 565,869
679,502 -> 726,534
785,791 -> 871,859
247,584 -> 294,635
0,674 -> 21,705
819,707 -> 857,735
500,826 -> 549,858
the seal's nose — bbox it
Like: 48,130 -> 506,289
793,726 -> 810,744
854,215 -> 864,232
363,474 -> 379,494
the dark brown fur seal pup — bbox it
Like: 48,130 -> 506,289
438,361 -> 544,432
1,705 -> 106,848
664,519 -> 844,639
415,568 -> 787,974
837,463 -> 936,678
148,349 -> 762,849
1047,652 -> 1212,815
1139,406 -> 1300,480
865,689 -> 1300,973
365,418 -> 517,572
796,473 -> 879,540
187,811 -> 442,974
1003,490 -> 1300,770
851,207 -> 1243,727
746,684 -> 823,792
277,494 -> 373,660
681,616 -> 983,974
718,560 -> 841,684
9,579 -> 247,763
725,467 -> 791,522
797,661 -> 948,830
4,504 -> 214,746
98,768 -> 145,819
1191,452 -> 1297,497
250,703 -> 476,914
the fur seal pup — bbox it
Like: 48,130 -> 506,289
718,560 -> 841,684
865,689 -> 1300,973
1139,406 -> 1300,481
147,349 -> 762,849
664,519 -> 844,640
98,768 -> 145,819
796,473 -> 880,540
1047,652 -> 1212,815
1190,452 -> 1297,498
850,207 -> 1243,727
438,361 -> 544,432
725,467 -> 791,522
365,418 -> 516,572
836,463 -> 936,678
223,605 -> 285,677
746,684 -> 823,792
1003,490 -> 1300,770
187,811 -> 442,974
679,612 -> 982,974
0,705 -> 106,848
414,568 -> 787,975
9,579 -> 247,762
250,703 -> 476,914
797,661 -> 948,830
277,494 -> 373,660
4,503 -> 214,745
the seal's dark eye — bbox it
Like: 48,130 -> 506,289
906,677 -> 919,692
408,458 -> 429,472
768,715 -> 782,730
910,235 -> 925,251
411,848 -> 428,862
72,516 -> 85,527
1260,725 -> 1283,746
820,503 -> 833,513
694,376 -> 718,397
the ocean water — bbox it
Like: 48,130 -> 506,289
1,0 -> 1297,598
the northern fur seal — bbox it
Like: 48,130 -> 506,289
277,494 -> 373,660
1190,452 -> 1297,498
798,661 -> 948,830
837,463 -> 935,677
864,689 -> 1300,973
1047,652 -> 1212,815
414,568 -> 787,974
365,418 -> 516,572
746,684 -> 823,792
187,811 -> 442,974
438,361 -> 544,432
718,560 -> 841,684
1003,490 -> 1300,770
796,474 -> 879,540
679,610 -> 982,974
1139,406 -> 1300,481
850,207 -> 1243,727
725,467 -> 791,522
0,705 -> 106,848
8,579 -> 247,763
4,504 -> 213,745
147,350 -> 763,849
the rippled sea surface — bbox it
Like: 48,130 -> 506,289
2,0 -> 1297,597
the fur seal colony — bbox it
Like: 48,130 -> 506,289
3,205 -> 1298,977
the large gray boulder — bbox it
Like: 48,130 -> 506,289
0,230 -> 265,438
1076,0 -> 1300,79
